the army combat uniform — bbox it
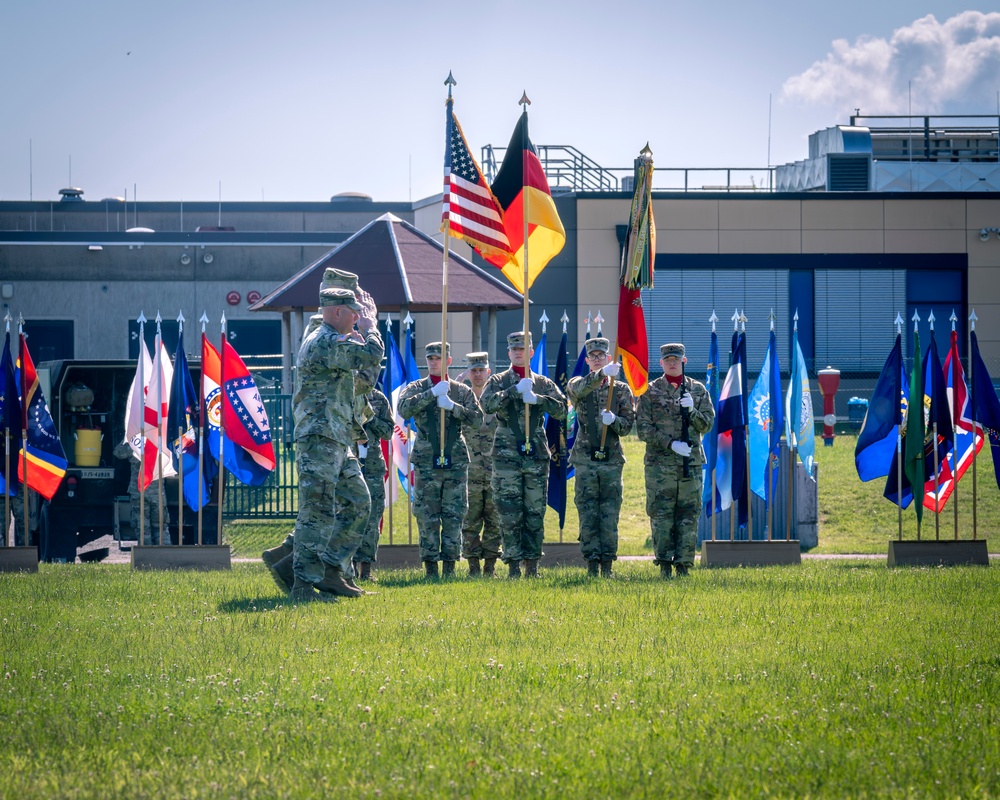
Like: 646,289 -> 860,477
460,353 -> 502,573
398,343 -> 482,574
479,332 -> 567,577
636,343 -> 715,575
355,388 -> 394,575
566,338 -> 636,574
113,441 -> 171,545
291,288 -> 383,592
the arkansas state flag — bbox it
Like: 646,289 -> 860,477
201,335 -> 275,486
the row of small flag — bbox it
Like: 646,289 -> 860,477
855,316 -> 1000,520
0,321 -> 276,508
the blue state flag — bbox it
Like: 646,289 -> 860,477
855,334 -> 907,482
168,330 -> 211,511
530,328 -> 548,377
702,329 -> 720,516
1,331 -> 22,498
545,329 -> 569,528
969,330 -> 1000,492
748,330 -> 784,509
785,328 -> 815,477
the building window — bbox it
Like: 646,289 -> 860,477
21,320 -> 74,362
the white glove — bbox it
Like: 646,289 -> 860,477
357,444 -> 368,458
601,410 -> 617,426
431,381 -> 450,397
521,390 -> 539,405
436,395 -> 455,410
679,393 -> 695,409
671,440 -> 693,457
516,377 -> 534,394
601,362 -> 620,378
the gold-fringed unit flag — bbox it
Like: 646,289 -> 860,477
616,145 -> 655,396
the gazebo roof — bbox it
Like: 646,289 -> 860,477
248,213 -> 523,313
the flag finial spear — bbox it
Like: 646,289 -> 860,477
539,310 -> 549,333
519,92 -> 531,108
594,310 -> 604,335
970,308 -> 978,331
585,311 -> 592,336
403,312 -> 414,328
740,310 -> 747,332
138,311 -> 147,326
768,308 -> 776,331
912,309 -> 921,332
928,309 -> 936,330
176,310 -> 185,331
444,71 -> 456,99
639,142 -> 652,159
199,311 -> 209,332
894,312 -> 904,334
17,313 -> 24,331
560,310 -> 569,334
4,311 -> 11,332
221,311 -> 227,332
385,311 -> 392,325
793,308 -> 799,332
732,309 -> 740,331
709,310 -> 718,332
950,309 -> 958,331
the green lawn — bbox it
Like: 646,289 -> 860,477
226,432 -> 1000,558
1,562 -> 998,798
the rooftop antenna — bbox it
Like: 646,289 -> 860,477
218,181 -> 222,227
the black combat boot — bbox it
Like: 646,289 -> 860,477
507,560 -> 521,579
523,559 -> 539,578
587,560 -> 600,577
600,559 -> 613,578
442,560 -> 456,578
289,578 -> 336,604
660,562 -> 673,579
316,564 -> 364,598
424,560 -> 439,579
359,561 -> 376,583
674,563 -> 690,577
483,557 -> 497,577
467,557 -> 481,577
264,553 -> 295,594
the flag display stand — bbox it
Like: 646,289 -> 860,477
887,539 -> 989,567
369,544 -> 421,569
701,539 -> 801,568
0,546 -> 38,573
131,544 -> 231,571
539,541 -> 582,567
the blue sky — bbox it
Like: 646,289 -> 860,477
1,1 -> 997,203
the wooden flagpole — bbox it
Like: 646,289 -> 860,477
710,310 -> 718,542
17,316 -> 29,549
216,313 -> 227,543
950,310 -> 959,540
175,311 -> 185,547
137,312 -> 147,546
730,310 -> 739,542
894,313 -> 904,541
969,309 -> 979,540
154,313 -> 166,545
742,311 -> 752,540
519,93 -> 533,455
3,313 -> 11,547
929,310 -> 940,541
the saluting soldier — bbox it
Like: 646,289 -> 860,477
289,286 -> 383,602
636,343 -> 715,577
479,331 -> 567,578
354,387 -> 394,581
398,342 -> 482,578
458,352 -> 502,577
566,337 -> 636,577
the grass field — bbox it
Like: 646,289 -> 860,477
226,432 -> 1000,559
2,432 -> 999,798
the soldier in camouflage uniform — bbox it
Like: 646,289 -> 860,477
2,491 -> 28,547
355,387 -> 393,581
398,342 -> 482,578
480,331 -> 567,578
458,352 -> 501,576
262,267 -> 380,592
289,286 -> 384,602
636,343 -> 715,577
113,441 -> 171,545
567,337 -> 636,577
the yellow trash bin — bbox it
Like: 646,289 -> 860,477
74,428 -> 103,467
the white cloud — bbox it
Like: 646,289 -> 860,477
782,11 -> 1000,115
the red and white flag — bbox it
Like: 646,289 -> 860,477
125,338 -> 176,490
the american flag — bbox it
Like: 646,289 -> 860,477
441,98 -> 514,265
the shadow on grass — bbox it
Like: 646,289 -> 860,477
218,595 -> 301,613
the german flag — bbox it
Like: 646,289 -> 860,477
486,111 -> 565,292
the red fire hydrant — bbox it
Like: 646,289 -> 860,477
817,367 -> 841,447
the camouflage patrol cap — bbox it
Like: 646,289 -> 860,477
506,331 -> 532,350
425,341 -> 451,357
585,337 -> 611,355
321,268 -> 360,293
319,287 -> 362,310
466,351 -> 489,369
660,343 -> 685,360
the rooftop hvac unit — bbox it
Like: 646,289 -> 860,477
621,175 -> 635,193
827,153 -> 871,191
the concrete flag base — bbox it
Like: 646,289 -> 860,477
131,545 -> 232,571
887,539 -> 989,567
701,539 -> 802,568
